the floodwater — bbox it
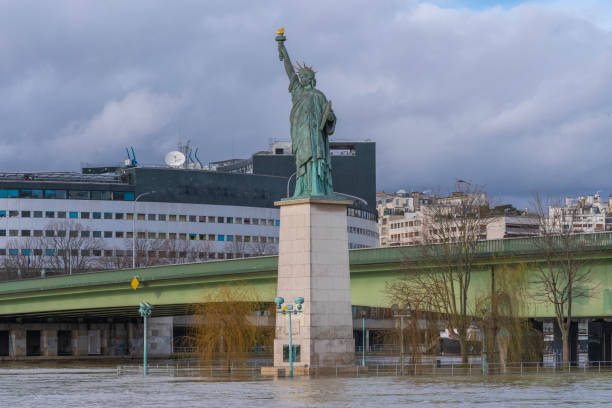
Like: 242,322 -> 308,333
1,366 -> 612,407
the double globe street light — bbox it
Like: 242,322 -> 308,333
274,296 -> 304,378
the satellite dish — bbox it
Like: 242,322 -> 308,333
165,151 -> 186,168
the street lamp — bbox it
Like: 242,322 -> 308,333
133,191 -> 156,269
392,303 -> 411,376
361,310 -> 367,367
275,296 -> 304,378
138,302 -> 153,376
481,307 -> 488,375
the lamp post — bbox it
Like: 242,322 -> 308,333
392,303 -> 411,376
481,307 -> 488,375
275,296 -> 304,378
138,302 -> 153,376
133,191 -> 156,269
361,310 -> 367,367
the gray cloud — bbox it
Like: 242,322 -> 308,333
0,1 -> 611,206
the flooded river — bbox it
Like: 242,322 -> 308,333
1,366 -> 611,407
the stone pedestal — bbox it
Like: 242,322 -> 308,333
273,197 -> 355,370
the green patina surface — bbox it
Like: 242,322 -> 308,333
2,234 -> 612,318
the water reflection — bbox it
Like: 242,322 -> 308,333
0,366 -> 611,407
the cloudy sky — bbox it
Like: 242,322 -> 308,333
1,0 -> 612,206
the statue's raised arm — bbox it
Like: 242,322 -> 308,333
276,28 -> 298,83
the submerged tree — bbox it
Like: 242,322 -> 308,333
530,194 -> 597,365
188,284 -> 273,369
387,181 -> 493,363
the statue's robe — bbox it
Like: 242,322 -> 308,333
289,75 -> 335,197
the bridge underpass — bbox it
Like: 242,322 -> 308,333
2,234 -> 612,362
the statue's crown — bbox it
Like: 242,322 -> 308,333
296,61 -> 316,76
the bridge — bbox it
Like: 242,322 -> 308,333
1,233 -> 612,320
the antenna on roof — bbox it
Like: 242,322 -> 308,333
194,147 -> 203,168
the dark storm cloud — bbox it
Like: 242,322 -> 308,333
0,1 -> 611,204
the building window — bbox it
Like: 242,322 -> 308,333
0,230 -> 5,237
148,232 -> 156,239
21,230 -> 31,237
115,213 -> 124,220
81,231 -> 90,238
227,235 -> 233,242
199,234 -> 206,240
189,233 -> 197,240
235,217 -> 242,224
208,216 -> 215,223
199,216 -> 206,223
104,212 -> 113,219
208,234 -> 215,241
137,232 -> 145,239
69,230 -> 78,238
57,211 -> 66,219
267,219 -> 274,226
244,236 -> 251,243
179,215 -> 187,222
44,189 -> 66,199
179,233 -> 187,240
1,189 -> 19,198
104,231 -> 112,238
169,215 -> 177,222
148,214 -> 156,221
0,211 -> 5,218
252,219 -> 259,225
218,217 -> 225,224
33,230 -> 42,237
189,215 -> 196,222
104,250 -> 113,257
21,211 -> 31,218
116,231 -> 124,238
9,211 -> 18,218
244,218 -> 250,225
93,231 -> 102,238
46,211 -> 55,218
275,220 -> 280,226
93,250 -> 101,257
126,213 -> 134,220
126,232 -> 133,239
57,230 -> 66,237
158,214 -> 166,221
69,190 -> 90,200
113,192 -> 135,201
8,249 -> 18,256
158,232 -> 166,239
33,211 -> 42,218
20,189 -> 43,198
69,212 -> 78,219
137,213 -> 145,221
81,212 -> 90,219
21,249 -> 30,256
93,212 -> 101,219
169,233 -> 177,240
45,249 -> 55,256
91,191 -> 112,200
226,217 -> 233,224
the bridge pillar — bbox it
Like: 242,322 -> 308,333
10,327 -> 26,357
273,198 -> 355,372
72,324 -> 88,356
41,326 -> 58,357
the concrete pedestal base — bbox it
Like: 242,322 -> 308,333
273,197 -> 355,370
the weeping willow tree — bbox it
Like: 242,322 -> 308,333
476,261 -> 542,365
187,284 -> 274,369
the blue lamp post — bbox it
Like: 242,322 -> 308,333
361,310 -> 367,367
139,302 -> 153,376
275,296 -> 304,378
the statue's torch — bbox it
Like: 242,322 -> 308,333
276,27 -> 286,60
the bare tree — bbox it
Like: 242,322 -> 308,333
248,237 -> 277,257
2,237 -> 47,279
531,194 -> 596,365
41,221 -> 103,275
387,181 -> 493,363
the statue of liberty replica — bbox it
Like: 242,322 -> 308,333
276,28 -> 336,198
